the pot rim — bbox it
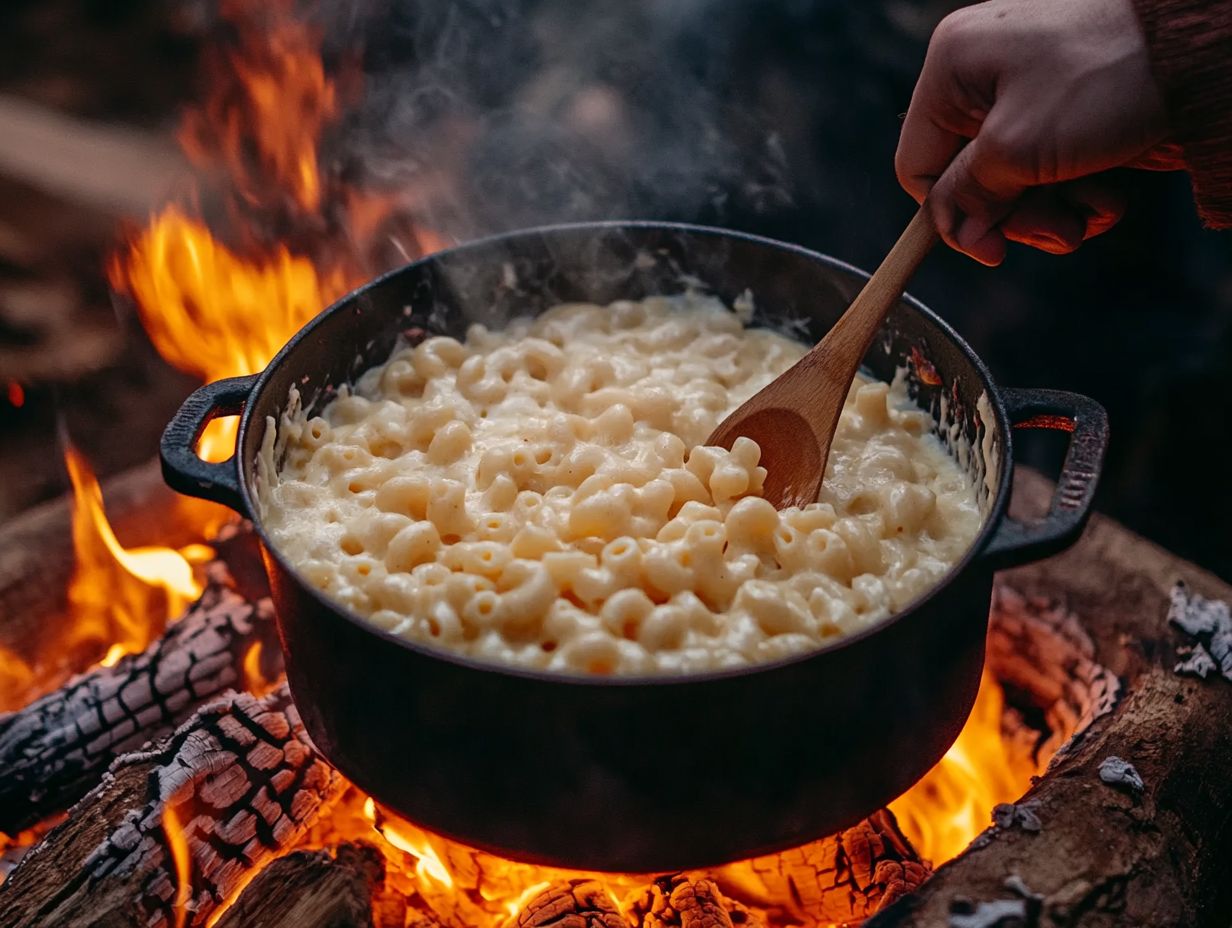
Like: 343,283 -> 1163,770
236,219 -> 1014,687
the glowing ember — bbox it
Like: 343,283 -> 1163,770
888,671 -> 1023,864
360,799 -> 652,928
17,0 -> 1042,920
5,381 -> 23,408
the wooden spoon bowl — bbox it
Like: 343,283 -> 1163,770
707,205 -> 939,508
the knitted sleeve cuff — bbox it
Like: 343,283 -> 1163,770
1131,0 -> 1232,228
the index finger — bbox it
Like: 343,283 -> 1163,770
895,17 -> 988,202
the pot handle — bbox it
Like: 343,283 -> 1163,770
160,374 -> 258,515
982,387 -> 1108,567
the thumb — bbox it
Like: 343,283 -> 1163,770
927,128 -> 1029,266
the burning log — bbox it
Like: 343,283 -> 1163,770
985,585 -> 1120,774
375,799 -> 927,928
867,470 -> 1232,928
519,880 -> 626,928
0,559 -> 280,834
627,873 -> 740,928
213,842 -> 418,928
713,811 -> 930,926
0,684 -> 343,928
0,94 -> 187,219
0,460 -> 214,647
0,457 -> 226,710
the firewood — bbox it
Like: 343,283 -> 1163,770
212,842 -> 418,928
0,559 -> 281,834
0,457 -> 224,681
0,94 -> 186,219
985,584 -> 1121,776
712,810 -> 930,926
866,469 -> 1232,928
519,880 -> 626,928
626,873 -> 737,928
0,684 -> 343,928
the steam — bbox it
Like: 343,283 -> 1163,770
316,0 -> 794,245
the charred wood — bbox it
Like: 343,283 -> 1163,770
518,880 -> 626,928
627,873 -> 737,928
0,684 -> 343,928
0,458 -> 227,705
985,584 -> 1120,774
712,810 -> 930,926
0,560 -> 281,834
867,470 -> 1232,928
213,842 -> 416,928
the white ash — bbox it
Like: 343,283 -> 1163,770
1174,646 -> 1218,679
1098,756 -> 1145,795
1002,874 -> 1042,903
1167,582 -> 1232,682
991,801 -> 1042,833
948,898 -> 1031,928
966,830 -> 994,851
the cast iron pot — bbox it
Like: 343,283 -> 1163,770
161,222 -> 1107,872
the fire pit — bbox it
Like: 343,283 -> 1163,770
3,1 -> 1232,925
2,466 -> 1230,928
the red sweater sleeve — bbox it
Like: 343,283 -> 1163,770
1131,0 -> 1232,228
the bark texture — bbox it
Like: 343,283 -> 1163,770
0,560 -> 280,834
213,842 -> 417,928
0,684 -> 343,928
867,470 -> 1232,928
712,811 -> 931,925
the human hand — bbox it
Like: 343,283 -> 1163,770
896,0 -> 1182,266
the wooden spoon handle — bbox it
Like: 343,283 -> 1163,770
819,204 -> 938,362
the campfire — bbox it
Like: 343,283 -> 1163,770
2,3 -> 1229,927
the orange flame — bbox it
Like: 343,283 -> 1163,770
341,676 -> 1032,928
163,802 -> 192,928
0,451 -> 203,712
359,798 -> 651,927
109,207 -> 351,461
0,645 -> 37,714
66,447 -> 202,663
95,0 -> 1032,919
240,641 -> 281,697
178,0 -> 338,214
888,671 -> 1024,864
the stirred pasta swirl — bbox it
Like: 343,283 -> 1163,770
258,294 -> 982,675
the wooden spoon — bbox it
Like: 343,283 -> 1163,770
707,205 -> 939,508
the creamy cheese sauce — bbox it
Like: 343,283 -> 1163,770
258,294 -> 983,675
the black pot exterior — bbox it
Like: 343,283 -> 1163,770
161,222 -> 1107,871
268,542 -> 988,870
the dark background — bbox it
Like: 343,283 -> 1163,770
2,0 -> 1230,578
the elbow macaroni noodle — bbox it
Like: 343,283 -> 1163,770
258,294 -> 983,675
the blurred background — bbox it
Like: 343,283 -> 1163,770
1,0 -> 1229,577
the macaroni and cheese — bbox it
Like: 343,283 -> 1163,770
258,294 -> 982,675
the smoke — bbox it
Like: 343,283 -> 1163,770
315,0 -> 797,242
179,0 -> 932,270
